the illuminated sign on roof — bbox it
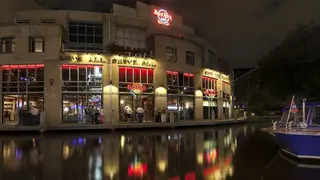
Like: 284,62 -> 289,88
153,8 -> 172,26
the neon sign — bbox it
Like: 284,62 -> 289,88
203,89 -> 217,98
127,83 -> 147,94
153,9 -> 172,26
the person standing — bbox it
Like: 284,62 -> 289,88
136,106 -> 144,123
126,106 -> 133,122
161,107 -> 167,123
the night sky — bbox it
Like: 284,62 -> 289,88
156,0 -> 320,68
42,0 -> 320,68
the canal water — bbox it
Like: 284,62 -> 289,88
0,123 -> 317,180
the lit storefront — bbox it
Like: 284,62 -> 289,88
167,71 -> 195,121
61,64 -> 103,124
2,64 -> 44,125
202,70 -> 218,120
119,67 -> 154,122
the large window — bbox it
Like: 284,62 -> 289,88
1,37 -> 15,53
118,67 -> 154,93
61,64 -> 103,124
2,64 -> 44,125
167,71 -> 194,94
116,26 -> 146,48
202,76 -> 217,90
68,21 -> 103,52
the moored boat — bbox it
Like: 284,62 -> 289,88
262,96 -> 320,160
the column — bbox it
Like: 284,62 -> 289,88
217,79 -> 224,120
44,61 -> 61,127
103,62 -> 119,124
194,73 -> 203,121
194,92 -> 203,121
154,63 -> 167,120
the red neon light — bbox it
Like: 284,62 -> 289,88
128,163 -> 147,176
2,64 -> 44,70
185,172 -> 195,180
153,8 -> 172,26
183,73 -> 194,77
167,71 -> 178,75
202,76 -> 217,81
61,64 -> 102,69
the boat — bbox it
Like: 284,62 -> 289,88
262,96 -> 320,160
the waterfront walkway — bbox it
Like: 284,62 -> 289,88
0,116 -> 275,132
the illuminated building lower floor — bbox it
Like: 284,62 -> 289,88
0,53 -> 232,127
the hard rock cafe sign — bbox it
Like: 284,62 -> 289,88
153,8 -> 172,26
127,83 -> 146,94
60,54 -> 156,68
203,89 -> 217,98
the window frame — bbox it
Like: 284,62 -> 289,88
115,26 -> 147,49
29,37 -> 45,53
186,51 -> 195,66
166,47 -> 177,62
202,76 -> 217,90
1,64 -> 45,93
118,67 -> 154,93
61,64 -> 103,93
1,37 -> 15,53
67,21 -> 103,52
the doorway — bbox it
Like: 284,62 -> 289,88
119,94 -> 154,122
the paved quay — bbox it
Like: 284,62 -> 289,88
0,116 -> 276,133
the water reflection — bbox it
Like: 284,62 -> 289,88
0,125 -> 259,180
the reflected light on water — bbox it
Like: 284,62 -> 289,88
63,145 -> 70,160
120,135 -> 125,150
157,160 -> 167,172
0,125 -> 264,180
197,153 -> 204,164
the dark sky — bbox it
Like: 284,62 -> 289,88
155,0 -> 320,68
42,0 -> 320,68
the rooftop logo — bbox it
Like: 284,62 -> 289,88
153,9 -> 172,26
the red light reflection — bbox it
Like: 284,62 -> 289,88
128,163 -> 147,176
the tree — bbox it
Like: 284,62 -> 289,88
258,23 -> 320,102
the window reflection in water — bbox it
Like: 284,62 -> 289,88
1,138 -> 42,180
0,127 -> 244,179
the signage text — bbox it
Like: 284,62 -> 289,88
60,55 -> 156,68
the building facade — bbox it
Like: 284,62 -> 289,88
0,1 -> 232,127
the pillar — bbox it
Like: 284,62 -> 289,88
154,62 -> 167,119
217,79 -> 224,120
44,61 -> 61,127
194,73 -> 203,121
103,63 -> 119,124
194,91 -> 203,121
